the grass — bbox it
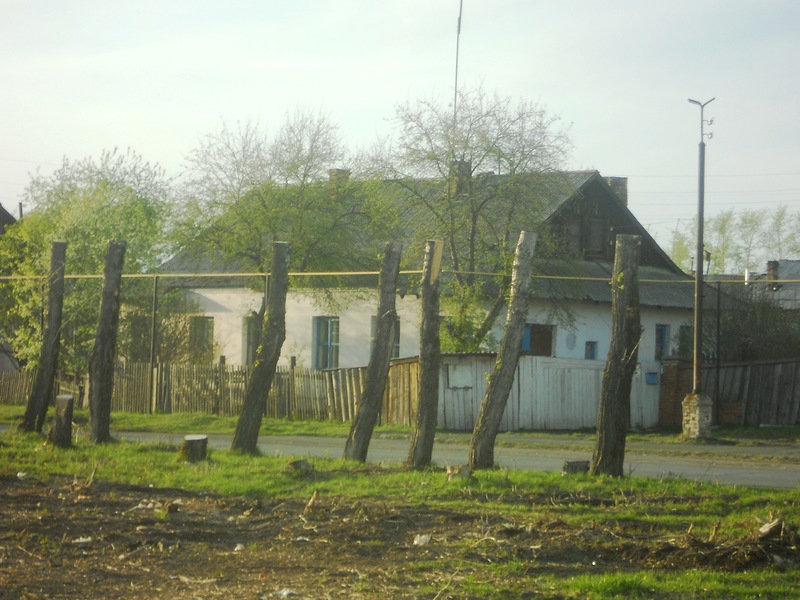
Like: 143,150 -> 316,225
2,414 -> 800,598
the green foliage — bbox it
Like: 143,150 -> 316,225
176,114 -> 390,275
3,426 -> 800,597
669,206 -> 800,275
379,85 -> 571,351
0,149 -> 172,371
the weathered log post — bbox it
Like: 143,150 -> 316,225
469,231 -> 537,470
232,242 -> 290,454
20,241 -> 67,433
408,240 -> 443,468
591,234 -> 642,477
179,434 -> 208,462
90,240 -> 127,444
344,242 -> 402,463
48,394 -> 75,448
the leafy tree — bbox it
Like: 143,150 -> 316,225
377,86 -> 571,350
705,208 -> 736,274
0,149 -> 172,371
668,206 -> 800,276
177,112 -> 388,274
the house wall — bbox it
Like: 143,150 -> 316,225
187,287 -> 421,368
519,299 -> 692,365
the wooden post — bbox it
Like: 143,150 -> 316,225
591,234 -> 641,477
48,394 -> 74,448
20,241 -> 67,433
469,231 -> 537,470
408,240 -> 443,468
90,240 -> 127,444
232,242 -> 290,454
344,242 -> 402,462
179,434 -> 208,462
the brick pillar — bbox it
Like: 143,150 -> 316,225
682,392 -> 713,439
659,358 -> 692,428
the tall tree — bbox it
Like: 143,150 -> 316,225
760,205 -> 796,261
0,149 -> 171,371
380,85 -> 570,351
705,208 -> 736,274
178,112 -> 387,274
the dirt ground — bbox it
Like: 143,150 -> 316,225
1,473 -> 798,599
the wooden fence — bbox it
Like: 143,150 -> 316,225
0,363 -> 383,423
711,360 -> 800,426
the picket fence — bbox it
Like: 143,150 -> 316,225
0,361 -> 416,426
0,355 -> 662,431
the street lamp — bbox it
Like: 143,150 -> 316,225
688,97 -> 714,394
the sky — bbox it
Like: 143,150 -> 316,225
2,0 -> 799,254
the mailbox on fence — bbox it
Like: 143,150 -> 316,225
645,372 -> 659,385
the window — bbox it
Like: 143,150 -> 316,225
521,324 -> 555,357
189,316 -> 214,363
313,316 -> 340,369
655,323 -> 670,361
371,315 -> 400,358
584,341 -> 598,360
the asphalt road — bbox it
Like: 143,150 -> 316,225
115,430 -> 800,490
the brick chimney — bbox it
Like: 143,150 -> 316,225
449,160 -> 472,197
767,260 -> 780,290
328,168 -> 350,184
605,177 -> 628,205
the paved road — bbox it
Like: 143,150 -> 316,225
116,431 -> 800,490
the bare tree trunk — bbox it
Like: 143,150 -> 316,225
591,234 -> 641,477
469,231 -> 537,470
90,240 -> 127,444
20,241 -> 67,433
48,394 -> 74,448
408,240 -> 443,468
344,242 -> 402,462
232,242 -> 290,454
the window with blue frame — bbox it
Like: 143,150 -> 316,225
313,316 -> 340,369
520,323 -> 554,356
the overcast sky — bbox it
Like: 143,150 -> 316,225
2,0 -> 799,252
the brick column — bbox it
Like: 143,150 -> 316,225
682,392 -> 713,439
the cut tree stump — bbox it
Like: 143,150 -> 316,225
179,435 -> 208,462
48,394 -> 74,448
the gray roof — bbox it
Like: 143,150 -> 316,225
531,259 -> 695,310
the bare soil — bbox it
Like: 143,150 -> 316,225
1,473 -> 798,599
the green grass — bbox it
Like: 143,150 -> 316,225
3,421 -> 800,598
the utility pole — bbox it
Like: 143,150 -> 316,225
682,97 -> 715,440
688,97 -> 714,394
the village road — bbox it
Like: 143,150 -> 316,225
116,431 -> 800,490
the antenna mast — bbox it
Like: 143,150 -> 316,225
453,0 -> 463,135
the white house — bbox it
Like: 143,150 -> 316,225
185,286 -> 422,369
163,170 -> 696,377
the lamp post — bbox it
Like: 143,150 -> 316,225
688,97 -> 714,394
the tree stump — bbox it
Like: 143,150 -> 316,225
179,435 -> 208,462
48,394 -> 74,448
